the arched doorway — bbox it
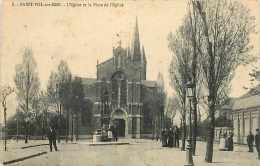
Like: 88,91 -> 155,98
111,109 -> 128,137
113,119 -> 125,137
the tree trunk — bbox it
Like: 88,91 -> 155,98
58,104 -> 62,143
4,107 -> 7,151
76,112 -> 79,141
71,113 -> 74,142
181,119 -> 186,151
205,102 -> 215,163
192,97 -> 198,155
66,108 -> 69,143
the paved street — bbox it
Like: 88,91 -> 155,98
0,139 -> 260,166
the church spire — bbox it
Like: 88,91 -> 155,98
132,17 -> 141,61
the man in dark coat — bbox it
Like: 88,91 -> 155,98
112,125 -> 118,142
247,131 -> 254,152
47,126 -> 58,152
167,128 -> 174,148
175,126 -> 180,148
161,129 -> 167,147
227,132 -> 234,151
255,129 -> 260,159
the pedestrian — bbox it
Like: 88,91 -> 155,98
255,129 -> 260,159
161,129 -> 167,147
227,132 -> 234,151
175,126 -> 180,148
247,131 -> 254,152
219,132 -> 227,151
172,127 -> 176,148
47,126 -> 58,152
113,126 -> 118,142
108,125 -> 113,142
167,128 -> 174,148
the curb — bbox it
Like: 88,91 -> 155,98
21,144 -> 49,149
2,151 -> 47,165
89,142 -> 130,146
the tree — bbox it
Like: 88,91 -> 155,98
47,60 -> 72,142
168,27 -> 191,151
169,5 -> 204,153
164,97 -> 178,126
192,0 -> 255,162
14,48 -> 40,143
70,77 -> 85,141
0,86 -> 14,151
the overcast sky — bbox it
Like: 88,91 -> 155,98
0,0 -> 259,119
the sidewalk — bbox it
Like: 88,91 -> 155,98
0,140 -> 49,165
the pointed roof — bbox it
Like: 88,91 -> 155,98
131,17 -> 141,61
141,45 -> 147,64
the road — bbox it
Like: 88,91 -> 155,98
1,139 -> 260,166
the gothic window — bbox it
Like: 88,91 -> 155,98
111,71 -> 127,107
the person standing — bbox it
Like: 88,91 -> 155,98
47,126 -> 58,152
175,126 -> 180,148
227,132 -> 234,151
113,125 -> 118,142
247,131 -> 254,152
167,128 -> 174,148
255,129 -> 260,159
161,129 -> 167,147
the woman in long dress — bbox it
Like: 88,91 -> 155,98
219,132 -> 227,151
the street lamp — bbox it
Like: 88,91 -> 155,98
185,80 -> 194,166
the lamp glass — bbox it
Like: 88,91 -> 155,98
187,86 -> 193,98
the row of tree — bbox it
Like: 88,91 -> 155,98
12,48 -> 92,143
169,0 -> 255,163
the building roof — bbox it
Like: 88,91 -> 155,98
80,77 -> 96,86
232,94 -> 260,110
141,80 -> 157,88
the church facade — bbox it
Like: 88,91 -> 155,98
79,19 -> 159,138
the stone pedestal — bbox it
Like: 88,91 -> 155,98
136,117 -> 141,139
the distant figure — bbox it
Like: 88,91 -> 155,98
175,126 -> 180,148
108,126 -> 113,142
47,126 -> 58,152
255,129 -> 260,159
219,132 -> 227,151
172,128 -> 176,147
227,132 -> 233,151
161,129 -> 167,147
167,128 -> 174,148
112,125 -> 118,142
247,131 -> 254,152
156,132 -> 160,142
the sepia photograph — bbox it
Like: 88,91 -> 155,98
0,0 -> 260,165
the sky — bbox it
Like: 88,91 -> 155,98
0,0 -> 259,120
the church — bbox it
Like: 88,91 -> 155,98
77,18 -> 161,138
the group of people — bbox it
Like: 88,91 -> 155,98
219,131 -> 234,151
161,126 -> 180,148
247,129 -> 260,159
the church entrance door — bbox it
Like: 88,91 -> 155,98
113,119 -> 125,137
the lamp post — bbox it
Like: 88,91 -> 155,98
185,80 -> 194,166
